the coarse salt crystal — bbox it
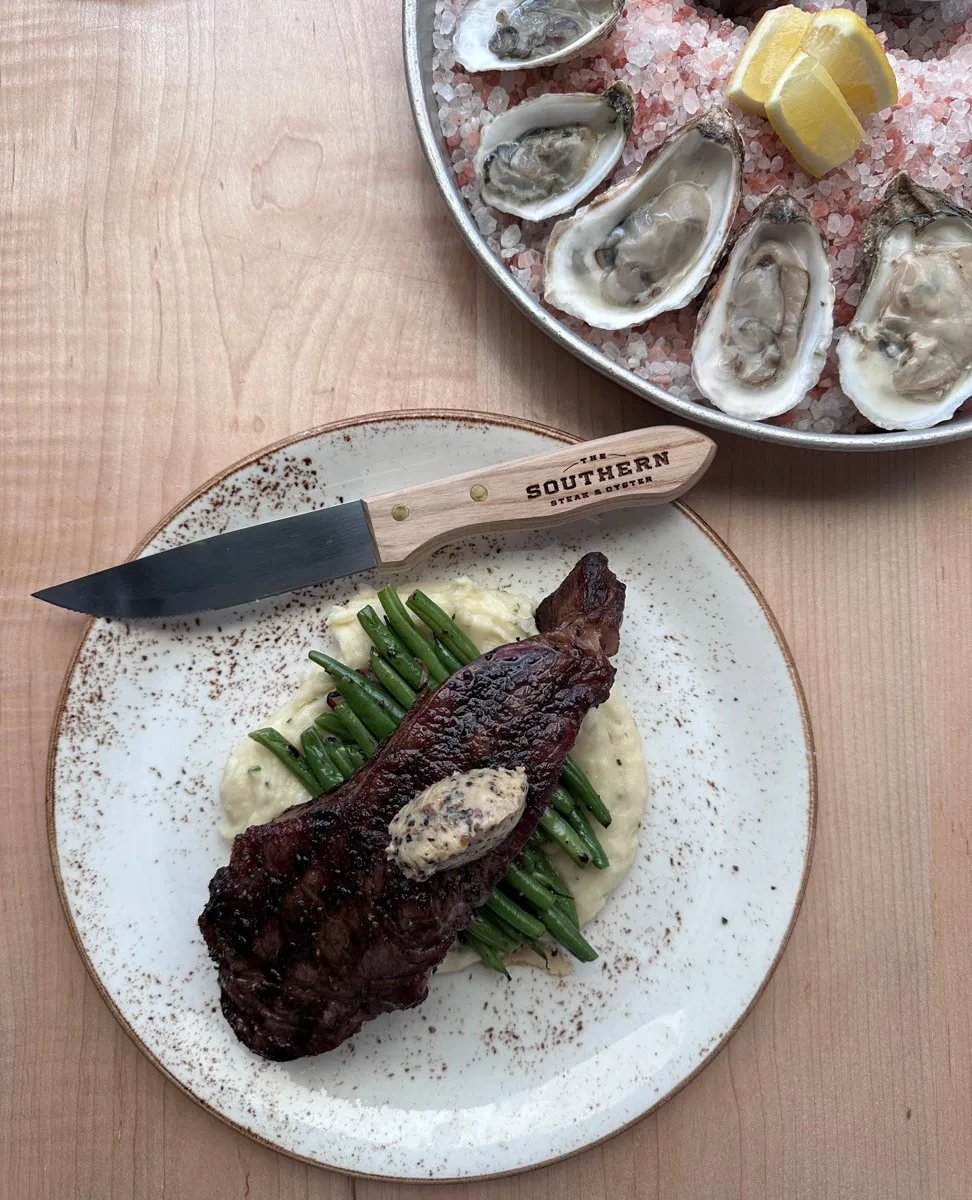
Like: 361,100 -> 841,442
486,88 -> 509,115
683,88 -> 700,115
474,207 -> 497,236
500,224 -> 521,249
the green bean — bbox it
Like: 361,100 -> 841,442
433,637 -> 464,675
407,590 -> 480,665
462,932 -> 510,978
527,843 -> 580,924
345,744 -> 366,769
473,907 -> 546,962
522,934 -> 549,962
369,649 -> 418,709
314,711 -> 351,740
378,586 -> 449,684
327,740 -> 356,778
503,863 -> 556,910
356,605 -> 425,688
299,727 -> 344,791
466,914 -> 521,955
488,884 -> 569,956
529,847 -> 573,899
385,619 -> 431,687
538,808 -> 592,867
485,890 -> 545,938
565,803 -> 610,870
481,915 -> 546,963
483,908 -> 527,946
554,892 -> 580,928
539,904 -> 597,961
248,729 -> 320,795
548,783 -> 576,819
519,842 -> 541,875
561,755 -> 612,827
326,703 -> 377,755
308,651 -> 406,722
331,677 -> 397,739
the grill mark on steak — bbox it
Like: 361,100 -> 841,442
199,552 -> 626,1060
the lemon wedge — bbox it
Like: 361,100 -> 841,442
800,8 -> 898,116
766,51 -> 865,178
727,5 -> 813,117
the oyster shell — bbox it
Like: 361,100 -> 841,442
474,83 -> 635,221
692,189 -> 834,420
543,107 -> 743,331
837,173 -> 972,431
454,0 -> 624,73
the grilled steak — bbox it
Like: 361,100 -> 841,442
199,552 -> 625,1060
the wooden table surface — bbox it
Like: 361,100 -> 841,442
3,3 -> 971,1197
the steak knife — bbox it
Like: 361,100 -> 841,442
33,425 -> 715,618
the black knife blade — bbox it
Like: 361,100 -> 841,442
33,501 -> 377,618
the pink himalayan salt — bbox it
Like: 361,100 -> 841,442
433,0 -> 972,435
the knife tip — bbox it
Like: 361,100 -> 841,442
32,584 -> 89,614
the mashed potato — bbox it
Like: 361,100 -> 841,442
219,578 -> 648,971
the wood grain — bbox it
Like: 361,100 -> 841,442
2,2 -> 970,1198
366,426 -> 715,566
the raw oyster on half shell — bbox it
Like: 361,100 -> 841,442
455,0 -> 624,73
692,189 -> 834,420
474,83 -> 635,221
543,107 -> 743,331
837,173 -> 972,431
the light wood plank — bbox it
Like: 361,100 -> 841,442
3,1 -> 972,1197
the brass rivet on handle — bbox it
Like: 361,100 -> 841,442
470,484 -> 488,502
391,504 -> 409,522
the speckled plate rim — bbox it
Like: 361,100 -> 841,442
46,408 -> 817,1182
402,0 -> 972,452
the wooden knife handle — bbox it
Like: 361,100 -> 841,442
363,425 -> 715,570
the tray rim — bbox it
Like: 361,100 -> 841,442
402,0 -> 972,453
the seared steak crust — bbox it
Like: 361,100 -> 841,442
199,553 -> 625,1060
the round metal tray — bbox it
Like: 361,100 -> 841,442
402,0 -> 972,451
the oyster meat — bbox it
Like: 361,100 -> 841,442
692,189 -> 834,420
837,174 -> 972,431
490,0 -> 593,59
475,83 -> 635,221
454,0 -> 624,73
543,108 -> 743,331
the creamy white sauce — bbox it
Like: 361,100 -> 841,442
219,669 -> 336,840
219,577 -> 648,971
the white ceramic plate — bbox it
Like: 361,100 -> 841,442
49,412 -> 815,1181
